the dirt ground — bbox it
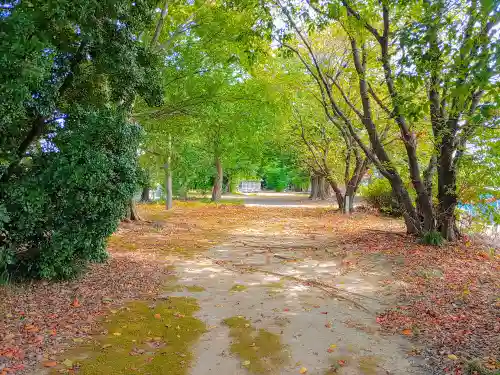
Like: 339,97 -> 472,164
1,196 -> 498,375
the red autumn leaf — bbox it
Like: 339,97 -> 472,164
43,361 -> 57,368
72,297 -> 80,308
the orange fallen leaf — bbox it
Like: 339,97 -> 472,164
154,313 -> 161,319
299,367 -> 308,374
72,297 -> 80,308
43,361 -> 57,368
402,329 -> 412,336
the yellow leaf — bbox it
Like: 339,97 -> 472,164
242,360 -> 251,367
62,359 -> 73,368
448,354 -> 458,360
299,367 -> 308,374
112,332 -> 121,336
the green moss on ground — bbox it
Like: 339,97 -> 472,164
230,284 -> 247,292
186,285 -> 206,292
73,297 -> 205,375
261,281 -> 284,289
223,316 -> 287,374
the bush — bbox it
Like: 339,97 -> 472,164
360,178 -> 402,216
0,108 -> 142,280
419,230 -> 444,246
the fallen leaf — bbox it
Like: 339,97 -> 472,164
43,361 -> 57,368
402,329 -> 412,336
112,332 -> 121,336
447,354 -> 458,360
337,359 -> 347,366
299,367 -> 308,374
242,360 -> 251,367
101,344 -> 112,349
72,297 -> 80,308
72,338 -> 84,343
327,344 -> 337,353
154,313 -> 161,319
62,359 -> 73,368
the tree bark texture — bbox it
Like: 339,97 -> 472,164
211,156 -> 223,202
309,175 -> 319,200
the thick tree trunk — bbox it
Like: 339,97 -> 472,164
124,200 -> 142,221
318,176 -> 328,200
211,155 -> 223,202
309,175 -> 319,200
437,144 -> 458,241
140,186 -> 151,202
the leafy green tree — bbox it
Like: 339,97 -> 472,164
0,0 -> 162,279
273,0 -> 499,239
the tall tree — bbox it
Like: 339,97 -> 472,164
273,0 -> 499,239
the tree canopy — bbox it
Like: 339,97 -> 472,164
1,0 -> 498,279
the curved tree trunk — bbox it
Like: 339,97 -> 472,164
211,155 -> 223,202
327,178 -> 345,211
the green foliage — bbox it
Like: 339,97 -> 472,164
0,0 -> 161,279
419,231 -> 445,247
2,109 -> 142,279
360,178 -> 401,216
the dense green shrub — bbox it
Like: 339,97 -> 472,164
0,0 -> 161,279
360,178 -> 402,216
1,109 -> 142,279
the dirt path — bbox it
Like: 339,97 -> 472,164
3,200 -> 497,375
167,216 -> 426,375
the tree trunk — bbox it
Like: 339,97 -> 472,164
164,162 -> 172,210
211,155 -> 223,202
318,176 -> 328,200
140,186 -> 151,202
437,145 -> 458,241
165,133 -> 173,210
309,175 -> 319,200
390,177 -> 420,235
124,200 -> 142,221
327,178 -> 345,211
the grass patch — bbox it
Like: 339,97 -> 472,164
185,285 -> 206,292
72,297 -> 205,375
260,280 -> 285,289
230,284 -> 247,292
223,316 -> 287,374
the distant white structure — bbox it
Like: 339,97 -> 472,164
238,180 -> 262,193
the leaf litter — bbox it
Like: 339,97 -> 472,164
0,202 -> 498,374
